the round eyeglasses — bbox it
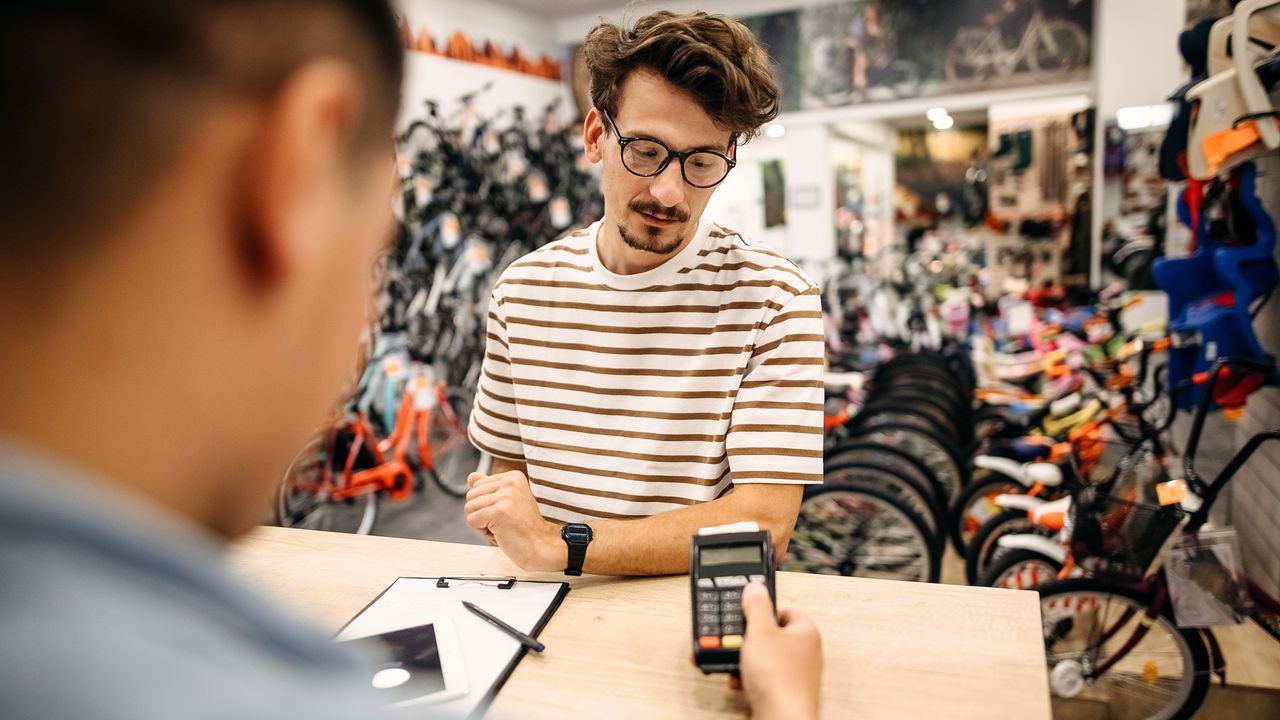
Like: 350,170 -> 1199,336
600,108 -> 736,189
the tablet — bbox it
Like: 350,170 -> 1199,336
340,618 -> 468,708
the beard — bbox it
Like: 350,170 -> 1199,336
619,198 -> 690,255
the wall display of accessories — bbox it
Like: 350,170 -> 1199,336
982,108 -> 1095,289
274,89 -> 602,534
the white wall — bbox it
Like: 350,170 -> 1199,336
394,0 -> 570,130
1093,0 -> 1188,119
1090,0 -> 1189,283
703,135 -> 789,255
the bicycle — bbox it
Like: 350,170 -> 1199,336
944,1 -> 1089,84
275,351 -> 479,535
1029,357 -> 1279,719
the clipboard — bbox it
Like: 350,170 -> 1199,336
334,576 -> 569,719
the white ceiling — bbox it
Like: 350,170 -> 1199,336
492,0 -> 625,19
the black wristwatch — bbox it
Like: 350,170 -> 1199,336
561,523 -> 593,576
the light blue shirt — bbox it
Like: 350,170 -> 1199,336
0,440 -> 394,719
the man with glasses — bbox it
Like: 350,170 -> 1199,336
465,11 -> 826,589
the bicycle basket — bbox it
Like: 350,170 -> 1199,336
1068,451 -> 1185,581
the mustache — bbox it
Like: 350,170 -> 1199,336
629,199 -> 689,223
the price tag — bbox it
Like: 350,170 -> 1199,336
1156,479 -> 1188,507
464,237 -> 493,273
440,213 -> 461,250
483,129 -> 501,155
411,369 -> 437,411
506,150 -> 528,179
413,177 -> 433,206
549,196 -> 572,229
527,171 -> 550,203
383,357 -> 407,379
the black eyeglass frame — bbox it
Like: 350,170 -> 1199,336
599,108 -> 737,189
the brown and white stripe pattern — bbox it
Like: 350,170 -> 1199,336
468,218 -> 823,524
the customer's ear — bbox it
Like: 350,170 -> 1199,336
236,59 -> 364,290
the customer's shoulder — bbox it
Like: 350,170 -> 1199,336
0,545 -> 383,720
697,223 -> 818,297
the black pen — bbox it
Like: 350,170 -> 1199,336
461,601 -> 545,653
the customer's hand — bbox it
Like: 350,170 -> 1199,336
464,471 -> 563,571
738,582 -> 822,720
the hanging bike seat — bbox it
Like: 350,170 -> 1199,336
1154,163 -> 1279,408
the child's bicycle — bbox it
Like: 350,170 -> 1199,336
1030,357 -> 1280,719
275,353 -> 478,535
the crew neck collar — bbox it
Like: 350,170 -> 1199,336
587,216 -> 712,291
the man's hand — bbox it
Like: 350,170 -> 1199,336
464,470 -> 564,571
737,582 -> 822,720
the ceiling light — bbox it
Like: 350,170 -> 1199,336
1115,104 -> 1175,131
932,115 -> 955,131
764,123 -> 786,139
926,107 -> 950,122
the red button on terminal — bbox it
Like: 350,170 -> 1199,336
698,636 -> 721,650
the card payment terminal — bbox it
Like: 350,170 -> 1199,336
690,529 -> 776,674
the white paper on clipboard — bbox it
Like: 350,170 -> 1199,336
335,577 -> 569,719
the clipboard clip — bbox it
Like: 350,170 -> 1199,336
436,575 -> 516,589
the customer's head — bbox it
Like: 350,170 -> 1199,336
0,1 -> 403,536
582,11 -> 778,255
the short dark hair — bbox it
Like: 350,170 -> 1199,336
583,11 -> 779,144
0,1 -> 403,255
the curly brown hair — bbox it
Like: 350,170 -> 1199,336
582,11 -> 779,143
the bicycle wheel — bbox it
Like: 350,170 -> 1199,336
846,423 -> 966,503
964,509 -> 1049,585
825,461 -> 946,556
275,435 -> 380,535
978,547 -> 1063,590
1038,578 -> 1209,720
425,386 -> 481,498
944,41 -> 987,82
1028,21 -> 1088,76
825,441 -> 948,508
786,481 -> 939,583
859,396 -> 966,444
947,470 -> 1028,558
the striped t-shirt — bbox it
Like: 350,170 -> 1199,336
467,217 -> 824,524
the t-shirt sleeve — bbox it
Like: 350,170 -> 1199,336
467,289 -> 526,461
726,288 -> 825,485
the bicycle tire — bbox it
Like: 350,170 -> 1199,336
843,422 -> 966,502
824,461 -> 946,557
871,370 -> 968,402
964,509 -> 1050,585
786,481 -> 939,583
865,398 -> 968,446
275,436 -> 380,535
1027,21 -> 1088,76
947,469 -> 1031,558
825,441 -> 948,507
1036,577 -> 1209,720
426,386 -> 481,498
978,547 -> 1063,590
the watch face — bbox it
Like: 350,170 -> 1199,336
562,523 -> 592,543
